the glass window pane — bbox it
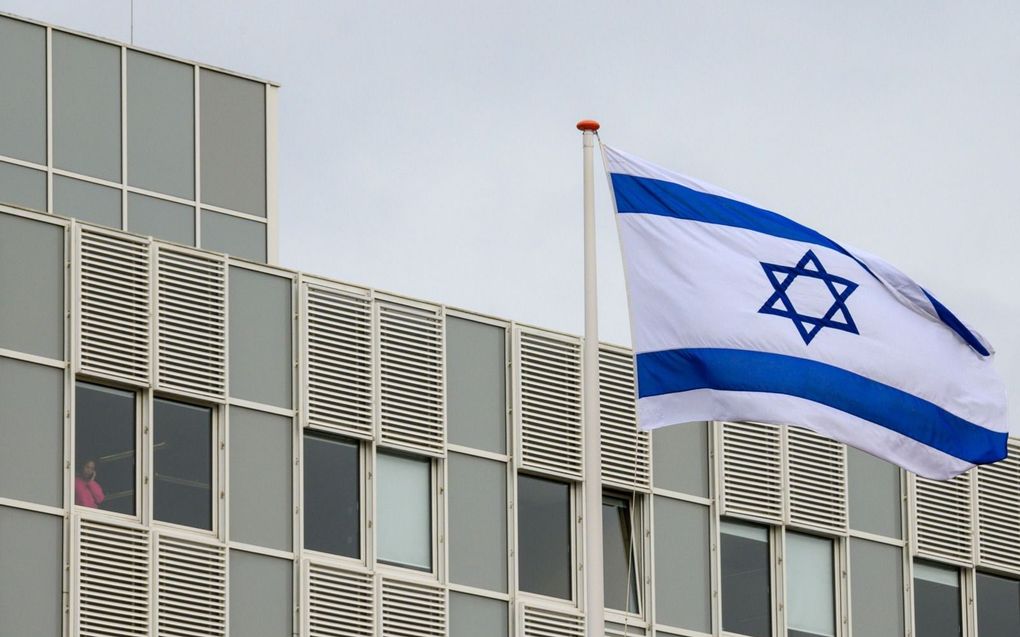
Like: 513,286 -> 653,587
0,212 -> 64,360
517,474 -> 571,600
848,446 -> 902,538
154,398 -> 212,530
200,70 -> 265,216
229,407 -> 292,551
449,592 -> 508,637
448,453 -> 507,592
377,451 -> 431,570
654,496 -> 711,632
203,209 -> 267,262
913,561 -> 961,637
52,32 -> 121,182
652,422 -> 709,497
1,359 -> 63,507
603,492 -> 640,613
0,161 -> 47,211
0,507 -> 62,636
446,317 -> 506,453
53,175 -> 122,229
721,520 -> 771,637
787,533 -> 834,637
976,573 -> 1020,637
75,382 -> 136,515
303,433 -> 360,558
0,17 -> 46,164
229,551 -> 292,637
850,538 -> 904,637
127,193 -> 194,246
228,266 -> 292,408
127,51 -> 194,198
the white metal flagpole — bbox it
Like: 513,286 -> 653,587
577,118 -> 605,636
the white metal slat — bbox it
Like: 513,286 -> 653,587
305,561 -> 375,637
599,345 -> 650,493
155,534 -> 226,637
379,576 -> 446,637
976,440 -> 1020,573
719,421 -> 784,523
520,604 -> 585,637
786,426 -> 848,533
914,470 -> 975,564
76,517 -> 152,637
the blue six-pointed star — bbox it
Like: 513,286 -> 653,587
758,249 -> 860,345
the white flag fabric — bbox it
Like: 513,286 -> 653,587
604,144 -> 1008,479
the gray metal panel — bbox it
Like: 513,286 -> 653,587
0,17 -> 46,164
228,406 -> 292,551
202,210 -> 267,262
446,317 -> 506,454
0,359 -> 63,507
850,538 -> 905,637
449,592 -> 508,637
0,506 -> 63,637
127,192 -> 194,246
52,32 -> 121,182
228,266 -> 292,408
126,51 -> 194,198
652,422 -> 709,497
654,496 -> 712,633
200,70 -> 266,216
229,550 -> 293,637
0,213 -> 64,360
53,175 -> 121,229
0,161 -> 47,211
448,452 -> 507,592
848,446 -> 902,538
976,573 -> 1020,637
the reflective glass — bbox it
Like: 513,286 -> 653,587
376,451 -> 431,570
203,210 -> 267,263
652,422 -> 709,497
786,533 -> 834,637
0,506 -> 63,636
518,474 -> 571,600
154,398 -> 213,530
127,193 -> 194,246
976,572 -> 1020,637
0,212 -> 64,360
446,317 -> 506,453
654,497 -> 711,632
450,592 -> 508,637
848,446 -> 902,538
75,382 -> 136,515
303,433 -> 360,558
1,359 -> 63,507
0,16 -> 46,163
850,538 -> 904,637
721,520 -> 771,637
53,175 -> 122,229
913,561 -> 961,637
200,70 -> 265,215
228,407 -> 292,551
0,161 -> 46,211
448,452 -> 507,591
603,492 -> 640,613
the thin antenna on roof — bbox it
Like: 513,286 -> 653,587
130,0 -> 134,44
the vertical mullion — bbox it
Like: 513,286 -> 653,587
193,65 -> 201,248
120,44 -> 127,230
45,26 -> 53,213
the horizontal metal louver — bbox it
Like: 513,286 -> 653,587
719,421 -> 784,523
520,604 -> 585,637
155,533 -> 226,637
155,246 -> 227,401
914,471 -> 975,564
379,576 -> 446,637
377,301 -> 445,456
305,561 -> 374,637
516,329 -> 584,481
604,623 -> 647,637
786,426 -> 847,533
599,345 -> 650,492
302,282 -> 374,439
976,440 -> 1020,573
76,517 -> 151,637
76,225 -> 151,385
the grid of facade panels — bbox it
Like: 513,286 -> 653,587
1,204 -> 1018,637
0,13 -> 277,264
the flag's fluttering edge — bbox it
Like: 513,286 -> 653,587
604,145 -> 1008,479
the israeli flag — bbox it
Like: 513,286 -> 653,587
605,145 -> 1008,479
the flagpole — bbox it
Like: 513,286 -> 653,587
577,118 -> 604,636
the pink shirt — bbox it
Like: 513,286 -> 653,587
75,477 -> 105,508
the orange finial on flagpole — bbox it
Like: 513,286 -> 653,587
576,119 -> 601,132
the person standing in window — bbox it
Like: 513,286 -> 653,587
74,459 -> 105,508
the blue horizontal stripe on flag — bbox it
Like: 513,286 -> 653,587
635,347 -> 1007,465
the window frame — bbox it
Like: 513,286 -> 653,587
513,471 -> 579,606
718,517 -> 777,637
602,489 -> 645,620
299,429 -> 366,566
909,558 -> 966,637
781,529 -> 842,637
372,446 -> 439,577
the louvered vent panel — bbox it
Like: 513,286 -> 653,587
155,246 -> 226,401
520,605 -> 585,637
76,518 -> 151,637
914,471 -> 975,564
599,346 -> 650,492
719,421 -> 783,522
379,577 -> 446,637
517,329 -> 584,481
786,426 -> 847,533
378,301 -> 444,455
77,226 -> 151,384
303,283 -> 374,439
155,534 -> 226,637
305,562 -> 374,637
976,440 -> 1020,573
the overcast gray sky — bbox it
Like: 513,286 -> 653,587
4,1 -> 1017,434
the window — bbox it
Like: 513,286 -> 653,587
847,446 -> 902,538
913,561 -> 962,637
75,382 -> 137,515
976,572 -> 1020,637
603,492 -> 640,614
376,451 -> 431,570
850,538 -> 904,637
446,316 -> 506,454
654,496 -> 711,632
721,520 -> 771,637
448,452 -> 507,592
786,533 -> 835,637
517,474 -> 572,600
303,433 -> 360,558
153,398 -> 213,530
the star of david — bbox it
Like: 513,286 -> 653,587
758,249 -> 860,345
